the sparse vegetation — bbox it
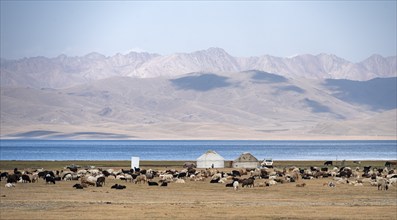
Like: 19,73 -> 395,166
0,160 -> 396,219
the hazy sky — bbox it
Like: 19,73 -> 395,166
1,1 -> 396,62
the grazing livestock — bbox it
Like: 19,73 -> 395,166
80,177 -> 95,187
119,174 -> 133,182
187,168 -> 196,176
160,174 -> 173,182
390,175 -> 397,179
7,174 -> 19,184
31,174 -> 39,183
63,173 -> 73,181
96,176 -> 106,187
242,177 -> 254,188
338,167 -> 352,178
328,182 -> 336,187
324,161 -> 333,166
321,167 -> 328,172
145,173 -> 154,180
13,168 -> 22,176
45,174 -> 56,184
233,180 -> 239,191
363,166 -> 372,174
121,169 -> 131,174
267,180 -> 277,186
102,170 -> 112,177
160,182 -> 168,187
385,161 -> 397,168
296,183 -> 306,187
5,183 -> 15,188
176,172 -> 187,179
183,162 -> 196,169
39,171 -> 55,179
21,174 -> 31,183
111,184 -> 126,190
148,181 -> 159,186
69,167 -> 78,172
175,179 -> 185,184
210,178 -> 220,183
232,170 -> 241,177
377,179 -> 389,191
0,172 -> 9,181
73,184 -> 84,189
225,182 -> 234,187
135,175 -> 147,184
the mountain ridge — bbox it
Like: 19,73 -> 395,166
1,71 -> 395,139
1,48 -> 395,89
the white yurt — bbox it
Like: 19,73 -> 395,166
196,150 -> 225,168
233,152 -> 259,168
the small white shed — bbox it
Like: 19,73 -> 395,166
131,157 -> 140,169
196,150 -> 225,168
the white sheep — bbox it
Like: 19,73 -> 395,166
124,174 -> 133,182
211,173 -> 222,180
388,178 -> 397,185
116,174 -> 125,180
160,174 -> 173,182
88,169 -> 100,176
218,178 -> 228,184
63,173 -> 72,181
233,181 -> 239,191
86,175 -> 98,183
5,183 -> 15,188
267,180 -> 277,186
77,170 -> 87,175
175,179 -> 185,184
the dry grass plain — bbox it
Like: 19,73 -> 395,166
0,161 -> 396,220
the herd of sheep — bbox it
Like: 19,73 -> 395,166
1,162 -> 396,192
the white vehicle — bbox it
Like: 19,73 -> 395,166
261,158 -> 274,168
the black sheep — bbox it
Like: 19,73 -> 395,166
177,172 -> 187,179
0,172 -> 9,181
232,170 -> 241,177
21,174 -> 31,183
225,183 -> 234,187
7,174 -> 19,184
96,176 -> 106,187
73,184 -> 84,189
45,175 -> 56,184
210,178 -> 220,183
148,181 -> 158,186
111,184 -> 126,190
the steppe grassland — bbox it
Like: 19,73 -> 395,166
0,160 -> 396,219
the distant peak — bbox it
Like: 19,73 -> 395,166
317,53 -> 348,62
206,47 -> 227,52
367,54 -> 386,60
57,54 -> 67,58
84,52 -> 106,59
193,47 -> 231,57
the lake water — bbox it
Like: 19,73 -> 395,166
0,140 -> 396,161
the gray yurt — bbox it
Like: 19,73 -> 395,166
196,150 -> 225,168
233,152 -> 259,168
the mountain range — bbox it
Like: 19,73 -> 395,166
1,48 -> 396,89
0,48 -> 396,140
